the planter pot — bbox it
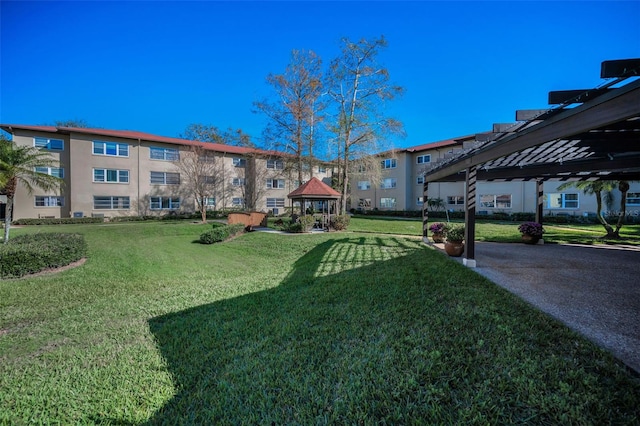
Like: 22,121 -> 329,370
521,234 -> 540,245
431,233 -> 445,243
444,241 -> 465,257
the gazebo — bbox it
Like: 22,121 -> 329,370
287,177 -> 341,230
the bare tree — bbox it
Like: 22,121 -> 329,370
179,124 -> 255,148
326,36 -> 405,213
53,119 -> 91,128
175,145 -> 223,223
254,50 -> 325,185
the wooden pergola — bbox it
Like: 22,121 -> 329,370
422,59 -> 640,267
287,177 -> 341,230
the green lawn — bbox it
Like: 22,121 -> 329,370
1,221 -> 639,424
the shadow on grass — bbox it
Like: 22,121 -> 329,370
144,236 -> 640,424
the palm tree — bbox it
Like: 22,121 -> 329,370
557,180 -> 630,238
0,136 -> 64,243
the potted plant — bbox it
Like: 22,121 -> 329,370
428,222 -> 446,243
517,221 -> 544,244
444,224 -> 465,257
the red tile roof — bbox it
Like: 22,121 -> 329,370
0,124 -> 269,156
288,177 -> 341,199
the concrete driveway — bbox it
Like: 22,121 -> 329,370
448,241 -> 640,373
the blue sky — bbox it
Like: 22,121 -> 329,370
1,1 -> 639,151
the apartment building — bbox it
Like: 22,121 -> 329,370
349,135 -> 640,217
1,125 -> 332,220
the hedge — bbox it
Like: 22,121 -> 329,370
0,233 -> 88,278
12,217 -> 104,225
199,223 -> 245,244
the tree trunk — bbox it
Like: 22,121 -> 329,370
614,181 -> 630,236
594,190 -> 615,237
3,196 -> 13,244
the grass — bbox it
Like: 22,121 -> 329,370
1,220 -> 639,424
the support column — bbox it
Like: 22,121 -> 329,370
422,181 -> 429,243
464,166 -> 477,267
536,179 -> 545,244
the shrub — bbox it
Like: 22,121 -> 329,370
286,223 -> 303,233
331,214 -> 351,231
199,224 -> 245,244
0,233 -> 88,278
518,221 -> 545,237
12,217 -> 104,225
444,224 -> 465,242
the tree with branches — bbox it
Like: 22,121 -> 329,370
0,136 -> 64,243
175,145 -> 223,223
179,124 -> 255,148
254,49 -> 325,185
326,36 -> 405,213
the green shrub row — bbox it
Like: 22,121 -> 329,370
0,233 -> 88,278
199,223 -> 245,244
12,217 -> 104,225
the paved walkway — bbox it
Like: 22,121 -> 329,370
444,241 -> 640,373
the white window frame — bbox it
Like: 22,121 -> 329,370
203,197 -> 216,207
150,171 -> 180,185
35,196 -> 64,207
93,140 -> 129,157
447,196 -> 465,206
416,154 -> 431,164
232,157 -> 246,167
93,196 -> 130,210
546,192 -> 579,209
417,197 -> 424,206
35,167 -> 64,178
266,179 -> 285,189
266,198 -> 285,208
232,177 -> 246,187
318,165 -> 327,173
381,158 -> 397,169
380,197 -> 397,209
416,176 -> 424,185
231,197 -> 244,207
149,146 -> 179,161
266,159 -> 284,170
628,192 -> 640,206
357,180 -> 371,190
93,168 -> 129,183
479,194 -> 512,209
380,178 -> 397,189
34,137 -> 63,150
150,196 -> 180,210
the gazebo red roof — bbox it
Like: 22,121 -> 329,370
287,177 -> 341,199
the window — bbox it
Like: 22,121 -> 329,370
93,168 -> 129,183
150,171 -> 180,185
232,157 -> 246,167
150,196 -> 180,210
34,137 -> 63,150
417,197 -> 424,206
266,159 -> 284,169
479,194 -> 512,209
381,158 -> 397,169
150,146 -> 179,161
232,177 -> 245,187
200,175 -> 216,184
358,198 -> 372,207
318,166 -> 327,173
204,197 -> 216,207
35,196 -> 64,207
94,196 -> 130,210
380,178 -> 397,189
380,197 -> 397,208
447,196 -> 465,205
628,192 -> 640,206
266,179 -> 285,189
417,176 -> 424,185
416,154 -> 431,164
547,193 -> 579,209
93,140 -> 129,157
266,198 -> 285,208
357,180 -> 371,190
198,152 -> 216,163
35,167 -> 64,178
231,197 -> 244,207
